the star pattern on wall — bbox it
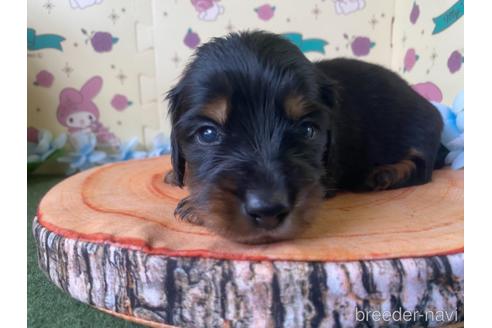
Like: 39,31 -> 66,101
430,49 -> 438,63
401,33 -> 407,45
109,9 -> 120,24
226,21 -> 234,32
312,5 -> 321,19
116,70 -> 127,84
43,1 -> 54,14
171,53 -> 181,67
61,62 -> 74,77
369,16 -> 378,29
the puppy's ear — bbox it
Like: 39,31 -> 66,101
166,84 -> 187,187
316,71 -> 338,164
316,71 -> 339,110
170,129 -> 185,187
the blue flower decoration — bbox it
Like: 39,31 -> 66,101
147,133 -> 171,157
109,137 -> 147,162
432,90 -> 464,170
57,132 -> 173,175
58,132 -> 108,175
27,129 -> 67,163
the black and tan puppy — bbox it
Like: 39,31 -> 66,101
165,31 -> 443,244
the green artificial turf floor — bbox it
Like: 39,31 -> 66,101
27,175 -> 142,328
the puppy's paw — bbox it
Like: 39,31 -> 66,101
324,188 -> 337,199
366,168 -> 394,190
366,159 -> 416,191
174,197 -> 203,226
321,175 -> 338,198
164,170 -> 180,186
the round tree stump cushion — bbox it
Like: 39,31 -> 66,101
33,156 -> 464,327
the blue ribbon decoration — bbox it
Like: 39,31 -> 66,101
28,129 -> 67,163
109,138 -> 147,162
58,133 -> 108,175
432,0 -> 464,35
147,133 -> 172,157
431,90 -> 464,170
27,28 -> 65,51
282,33 -> 328,54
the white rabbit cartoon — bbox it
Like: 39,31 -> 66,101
56,76 -> 119,150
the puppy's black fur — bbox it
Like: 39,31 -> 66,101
166,31 -> 443,244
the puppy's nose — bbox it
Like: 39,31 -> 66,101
244,191 -> 289,230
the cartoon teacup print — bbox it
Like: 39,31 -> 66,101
69,0 -> 103,10
191,0 -> 224,21
333,0 -> 366,15
57,76 -> 119,148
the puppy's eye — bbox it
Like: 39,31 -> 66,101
196,126 -> 221,145
300,122 -> 318,139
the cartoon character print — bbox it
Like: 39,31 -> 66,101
255,4 -> 275,21
410,1 -> 420,24
333,0 -> 366,15
191,0 -> 224,21
81,29 -> 119,53
282,33 -> 328,54
57,76 -> 119,149
33,70 -> 54,87
69,0 -> 103,10
184,29 -> 201,49
404,48 -> 419,72
447,50 -> 463,74
343,34 -> 375,57
411,81 -> 443,103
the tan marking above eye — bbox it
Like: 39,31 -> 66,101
284,95 -> 309,120
200,97 -> 229,125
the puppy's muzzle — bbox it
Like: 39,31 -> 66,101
242,189 -> 290,230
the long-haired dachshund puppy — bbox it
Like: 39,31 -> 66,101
165,31 -> 443,244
